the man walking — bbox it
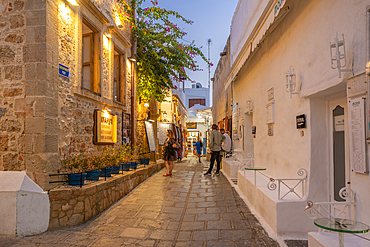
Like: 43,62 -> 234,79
205,124 -> 225,176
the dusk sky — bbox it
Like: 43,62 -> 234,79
147,0 -> 239,88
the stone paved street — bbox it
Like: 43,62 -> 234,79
0,157 -> 279,247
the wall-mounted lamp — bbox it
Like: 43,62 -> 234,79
330,33 -> 354,78
246,98 -> 254,114
105,34 -> 112,38
67,0 -> 79,6
129,57 -> 136,62
286,66 -> 299,98
144,103 -> 149,108
162,112 -> 167,118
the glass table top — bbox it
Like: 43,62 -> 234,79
314,218 -> 370,234
244,168 -> 266,171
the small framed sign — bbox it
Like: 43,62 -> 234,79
59,64 -> 70,78
186,122 -> 197,129
94,110 -> 117,145
296,114 -> 306,129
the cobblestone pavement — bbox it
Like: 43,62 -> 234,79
0,157 -> 279,247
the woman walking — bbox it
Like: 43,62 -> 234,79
163,129 -> 177,176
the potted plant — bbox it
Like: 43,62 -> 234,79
86,153 -> 103,181
63,151 -> 89,186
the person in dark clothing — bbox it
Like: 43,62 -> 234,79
204,124 -> 225,176
163,129 -> 177,176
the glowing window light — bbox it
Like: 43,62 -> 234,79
67,0 -> 79,6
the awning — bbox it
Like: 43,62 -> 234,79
225,0 -> 291,89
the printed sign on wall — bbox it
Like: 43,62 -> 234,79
348,97 -> 367,174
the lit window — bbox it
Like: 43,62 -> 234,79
82,20 -> 100,93
113,49 -> 125,102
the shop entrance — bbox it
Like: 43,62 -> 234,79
244,113 -> 254,160
329,97 -> 349,202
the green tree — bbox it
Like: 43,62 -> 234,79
119,0 -> 211,102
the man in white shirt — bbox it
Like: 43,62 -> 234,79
220,129 -> 231,153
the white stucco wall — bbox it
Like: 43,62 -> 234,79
0,171 -> 50,237
230,0 -> 270,65
184,87 -> 210,109
226,0 -> 370,238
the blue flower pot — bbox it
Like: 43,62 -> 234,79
130,162 -> 138,170
112,165 -> 120,174
86,170 -> 100,181
145,158 -> 150,165
68,173 -> 86,186
122,162 -> 131,171
100,167 -> 112,177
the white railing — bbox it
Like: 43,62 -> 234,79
238,153 -> 254,170
304,187 -> 356,225
267,168 -> 308,200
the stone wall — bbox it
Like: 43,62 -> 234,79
48,162 -> 165,230
0,0 -> 27,171
0,0 -> 136,191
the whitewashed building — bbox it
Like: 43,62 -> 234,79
185,84 -> 211,155
213,0 -> 370,245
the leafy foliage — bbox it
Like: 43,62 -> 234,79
119,0 -> 211,102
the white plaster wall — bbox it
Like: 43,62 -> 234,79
230,0 -> 270,65
0,192 -> 17,237
231,0 -> 368,179
16,191 -> 50,237
227,0 -> 370,239
184,88 -> 210,108
0,171 -> 50,237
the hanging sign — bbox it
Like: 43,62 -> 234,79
348,97 -> 367,174
94,110 -> 117,144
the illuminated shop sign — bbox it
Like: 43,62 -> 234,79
94,110 -> 117,144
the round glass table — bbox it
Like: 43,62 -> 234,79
314,218 -> 369,247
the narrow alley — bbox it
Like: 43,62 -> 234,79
0,157 -> 279,247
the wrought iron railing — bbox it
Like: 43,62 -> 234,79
304,187 -> 356,223
267,168 -> 308,200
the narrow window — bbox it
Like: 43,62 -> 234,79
113,49 -> 125,102
82,20 -> 100,93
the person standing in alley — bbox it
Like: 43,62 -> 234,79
204,124 -> 225,176
195,137 -> 203,163
220,128 -> 231,156
163,129 -> 177,176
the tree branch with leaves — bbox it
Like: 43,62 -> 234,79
119,0 -> 212,102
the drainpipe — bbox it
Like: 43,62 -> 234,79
130,1 -> 137,148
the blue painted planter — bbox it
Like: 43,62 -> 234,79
100,167 -> 112,177
130,162 -> 138,170
68,173 -> 86,186
144,158 -> 150,165
122,163 -> 131,171
86,170 -> 100,181
112,165 -> 120,174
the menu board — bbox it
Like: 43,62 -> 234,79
94,110 -> 117,144
157,123 -> 171,146
145,121 -> 157,152
349,97 -> 367,174
232,103 -> 239,140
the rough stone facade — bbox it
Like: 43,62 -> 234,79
0,0 -> 136,190
213,37 -> 232,124
48,162 -> 164,230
